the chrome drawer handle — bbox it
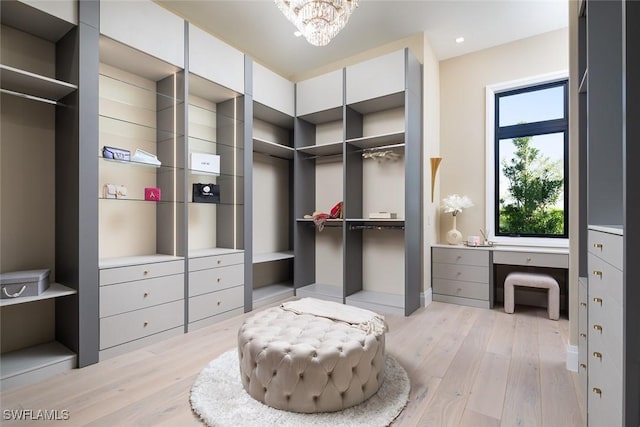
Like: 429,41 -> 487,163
593,243 -> 603,249
593,387 -> 602,396
593,324 -> 603,332
593,270 -> 602,278
593,352 -> 602,360
593,297 -> 602,305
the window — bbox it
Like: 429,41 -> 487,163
492,79 -> 568,239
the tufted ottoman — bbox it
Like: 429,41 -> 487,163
237,298 -> 387,413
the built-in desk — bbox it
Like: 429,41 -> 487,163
431,244 -> 569,309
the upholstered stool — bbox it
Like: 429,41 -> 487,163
237,299 -> 386,413
504,272 -> 559,320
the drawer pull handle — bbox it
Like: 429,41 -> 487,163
217,301 -> 221,306
217,278 -> 221,283
143,292 -> 149,298
580,333 -> 587,338
593,387 -> 602,396
593,297 -> 602,305
580,363 -> 587,370
593,324 -> 603,332
217,260 -> 222,265
143,320 -> 149,327
593,352 -> 602,360
593,243 -> 603,249
143,270 -> 149,276
580,302 -> 587,307
593,270 -> 602,278
526,257 -> 532,262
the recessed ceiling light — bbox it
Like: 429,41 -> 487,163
294,31 -> 302,37
455,36 -> 465,44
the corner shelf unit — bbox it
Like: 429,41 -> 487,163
294,49 -> 422,316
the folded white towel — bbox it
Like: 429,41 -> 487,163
281,297 -> 388,335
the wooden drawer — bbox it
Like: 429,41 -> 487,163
431,247 -> 489,267
588,253 -> 623,307
100,300 -> 184,349
100,260 -> 184,286
189,285 -> 243,323
493,250 -> 568,268
189,264 -> 244,297
588,229 -> 623,270
432,263 -> 489,284
100,274 -> 184,317
188,252 -> 244,271
432,278 -> 489,301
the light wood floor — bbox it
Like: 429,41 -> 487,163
0,301 -> 585,426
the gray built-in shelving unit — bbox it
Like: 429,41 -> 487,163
0,0 -> 425,390
577,1 -> 639,426
0,0 -> 99,388
294,49 -> 423,316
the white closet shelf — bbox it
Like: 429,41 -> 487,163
346,290 -> 404,315
346,131 -> 405,150
253,283 -> 294,309
296,141 -> 343,157
253,251 -> 294,264
0,341 -> 76,382
1,64 -> 77,102
0,283 -> 77,307
296,283 -> 343,302
253,137 -> 294,159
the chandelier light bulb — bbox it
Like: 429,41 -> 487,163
275,0 -> 359,46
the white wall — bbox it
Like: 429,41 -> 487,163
438,28 -> 569,243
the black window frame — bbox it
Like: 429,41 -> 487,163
494,79 -> 569,238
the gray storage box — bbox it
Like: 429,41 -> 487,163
0,269 -> 50,299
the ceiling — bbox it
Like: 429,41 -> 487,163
157,0 -> 568,80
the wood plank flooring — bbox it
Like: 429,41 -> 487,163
0,301 -> 584,426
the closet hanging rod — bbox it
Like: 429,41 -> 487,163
0,88 -> 59,105
359,143 -> 405,153
349,224 -> 405,231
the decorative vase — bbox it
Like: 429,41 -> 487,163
446,213 -> 463,245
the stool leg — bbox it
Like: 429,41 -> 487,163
548,285 -> 559,320
504,281 -> 515,314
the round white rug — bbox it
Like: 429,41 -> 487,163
190,349 -> 410,427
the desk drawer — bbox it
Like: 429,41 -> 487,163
588,229 -> 623,270
588,254 -> 623,307
433,278 -> 489,300
431,247 -> 488,267
188,285 -> 244,323
189,264 -> 244,297
432,263 -> 489,284
493,251 -> 568,269
100,260 -> 184,286
100,274 -> 184,317
189,252 -> 244,271
100,300 -> 184,349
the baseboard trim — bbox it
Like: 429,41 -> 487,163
421,288 -> 433,307
566,341 -> 578,372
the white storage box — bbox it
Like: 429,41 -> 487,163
191,152 -> 220,174
368,212 -> 397,219
0,269 -> 50,299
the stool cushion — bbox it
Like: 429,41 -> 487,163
237,304 -> 386,413
504,272 -> 559,320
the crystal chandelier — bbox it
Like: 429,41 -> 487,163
274,0 -> 359,46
